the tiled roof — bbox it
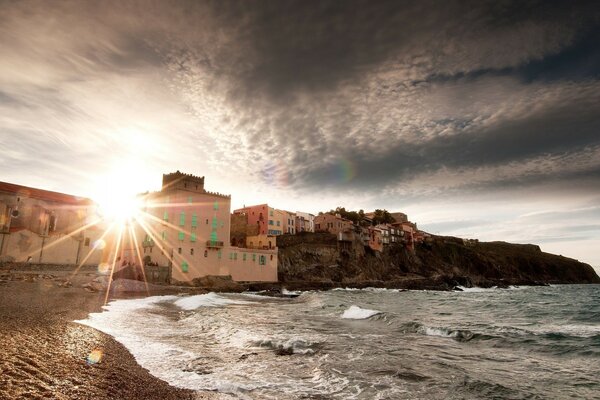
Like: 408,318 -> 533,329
0,181 -> 93,205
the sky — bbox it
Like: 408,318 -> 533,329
1,0 -> 599,269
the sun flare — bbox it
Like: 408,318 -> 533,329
91,167 -> 146,223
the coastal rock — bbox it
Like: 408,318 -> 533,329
275,233 -> 600,290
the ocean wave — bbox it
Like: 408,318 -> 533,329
420,326 -> 477,342
249,338 -> 320,355
174,292 -> 253,310
341,305 -> 382,319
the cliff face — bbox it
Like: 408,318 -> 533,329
276,233 -> 600,290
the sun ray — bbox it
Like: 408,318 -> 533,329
134,217 -> 178,271
104,225 -> 124,305
127,221 -> 149,295
139,209 -> 197,237
23,217 -> 103,261
67,222 -> 116,281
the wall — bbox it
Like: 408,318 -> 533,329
1,228 -> 104,265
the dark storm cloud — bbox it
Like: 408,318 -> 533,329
150,0 -> 599,198
205,0 -> 600,98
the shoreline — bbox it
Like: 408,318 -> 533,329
0,268 -> 216,400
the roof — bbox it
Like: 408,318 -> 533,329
0,181 -> 93,205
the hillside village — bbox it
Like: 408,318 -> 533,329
1,171 -> 598,290
231,204 -> 428,254
0,171 -> 429,285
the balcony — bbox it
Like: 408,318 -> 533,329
206,240 -> 224,248
142,238 -> 155,248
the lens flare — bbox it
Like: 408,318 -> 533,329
337,158 -> 356,183
92,239 -> 106,250
86,349 -> 103,365
98,262 -> 110,275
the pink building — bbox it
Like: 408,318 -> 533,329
132,172 -> 277,282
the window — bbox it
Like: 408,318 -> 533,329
191,213 -> 197,227
179,212 -> 185,226
259,255 -> 266,265
204,250 -> 208,257
218,249 -> 222,259
269,220 -> 273,225
243,253 -> 246,261
188,196 -> 193,204
178,231 -> 185,241
206,219 -> 209,225
233,252 -> 238,260
212,217 -> 218,229
181,261 -> 188,273
163,211 -> 169,221
161,231 -> 167,240
190,248 -> 194,255
84,238 -> 90,246
178,247 -> 182,254
269,210 -> 273,216
252,254 -> 256,262
213,201 -> 219,210
270,254 -> 273,261
276,221 -> 280,226
210,231 -> 217,243
191,233 -> 196,242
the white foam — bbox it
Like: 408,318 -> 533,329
455,286 -> 496,292
281,288 -> 302,296
174,292 -> 253,310
341,305 -> 381,319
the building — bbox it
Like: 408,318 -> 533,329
368,226 -> 383,252
132,172 -> 277,282
391,221 -> 417,251
376,224 -> 390,245
231,204 -> 291,236
282,210 -> 296,234
295,211 -> 315,232
314,213 -> 353,235
389,225 -> 404,244
390,212 -> 408,223
0,181 -> 105,265
232,204 -> 285,236
246,234 -> 276,250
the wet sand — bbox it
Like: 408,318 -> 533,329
0,266 -> 214,399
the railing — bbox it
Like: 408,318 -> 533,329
142,239 -> 155,247
206,240 -> 224,248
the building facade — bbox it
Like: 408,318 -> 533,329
295,211 -> 315,232
314,213 -> 353,235
0,181 -> 105,265
131,172 -> 277,282
282,210 -> 296,234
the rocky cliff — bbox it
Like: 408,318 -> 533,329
273,233 -> 600,291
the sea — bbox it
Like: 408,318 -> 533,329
76,284 -> 600,399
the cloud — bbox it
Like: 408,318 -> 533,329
1,0 -> 600,266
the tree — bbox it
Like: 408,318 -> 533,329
372,209 -> 395,225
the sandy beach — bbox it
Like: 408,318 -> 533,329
0,265 -> 214,399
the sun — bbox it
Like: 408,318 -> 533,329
96,193 -> 142,222
91,167 -> 145,223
